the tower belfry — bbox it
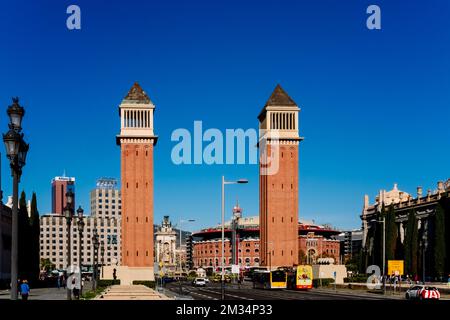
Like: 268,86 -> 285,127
104,82 -> 157,284
258,84 -> 303,269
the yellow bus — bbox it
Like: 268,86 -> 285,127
253,270 -> 287,289
296,265 -> 313,290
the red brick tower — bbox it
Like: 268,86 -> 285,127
115,82 -> 157,283
258,84 -> 303,269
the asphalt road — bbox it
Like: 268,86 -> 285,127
164,281 -> 403,301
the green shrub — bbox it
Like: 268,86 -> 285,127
132,280 -> 156,289
82,291 -> 98,300
344,274 -> 369,283
312,278 -> 335,288
97,279 -> 120,287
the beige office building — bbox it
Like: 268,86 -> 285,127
39,178 -> 122,270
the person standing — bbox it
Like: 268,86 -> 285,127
20,280 -> 30,301
72,279 -> 80,300
57,276 -> 61,289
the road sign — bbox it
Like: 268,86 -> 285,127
231,264 -> 240,274
388,260 -> 404,276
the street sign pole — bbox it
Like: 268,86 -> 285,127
333,271 -> 337,292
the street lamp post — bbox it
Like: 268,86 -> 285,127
371,216 -> 386,294
177,218 -> 195,295
63,190 -> 74,300
92,230 -> 99,291
2,98 -> 28,300
221,176 -> 248,300
101,243 -> 105,278
76,206 -> 85,297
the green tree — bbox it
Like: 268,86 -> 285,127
385,204 -> 398,261
345,253 -> 360,273
434,204 -> 446,278
40,258 -> 55,272
373,207 -> 385,268
18,191 -> 30,280
29,192 -> 40,282
404,210 -> 418,276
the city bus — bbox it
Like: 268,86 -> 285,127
295,265 -> 313,290
243,266 -> 267,281
252,269 -> 287,289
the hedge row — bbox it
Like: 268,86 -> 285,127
97,279 -> 121,287
344,275 -> 369,283
312,278 -> 335,288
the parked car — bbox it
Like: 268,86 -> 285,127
193,278 -> 206,287
212,274 -> 232,283
405,285 -> 440,300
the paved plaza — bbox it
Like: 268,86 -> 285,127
0,287 -> 67,300
95,285 -> 171,300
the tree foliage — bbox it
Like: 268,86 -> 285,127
30,193 -> 40,280
404,210 -> 418,276
17,191 -> 41,283
385,204 -> 398,261
18,191 -> 30,280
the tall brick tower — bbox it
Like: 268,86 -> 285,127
258,84 -> 302,269
112,82 -> 157,283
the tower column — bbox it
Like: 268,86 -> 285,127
105,82 -> 158,285
258,84 -> 303,269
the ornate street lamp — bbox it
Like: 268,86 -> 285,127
63,192 -> 74,300
100,243 -> 105,278
2,97 -> 28,300
221,177 -> 248,300
76,206 -> 85,298
92,230 -> 100,291
7,97 -> 25,131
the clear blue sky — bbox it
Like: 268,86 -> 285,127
0,0 -> 449,231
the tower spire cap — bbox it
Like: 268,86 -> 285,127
123,82 -> 152,104
265,84 -> 297,107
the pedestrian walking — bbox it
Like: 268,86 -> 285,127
57,276 -> 61,289
20,280 -> 30,301
17,278 -> 21,295
72,279 -> 80,300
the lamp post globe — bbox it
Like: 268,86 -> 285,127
2,129 -> 21,160
77,213 -> 85,232
7,97 -> 25,131
76,206 -> 84,218
66,190 -> 74,206
17,138 -> 29,168
64,205 -> 72,221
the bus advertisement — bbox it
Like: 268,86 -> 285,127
296,265 -> 313,290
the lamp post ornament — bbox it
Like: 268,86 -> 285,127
2,97 -> 29,300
